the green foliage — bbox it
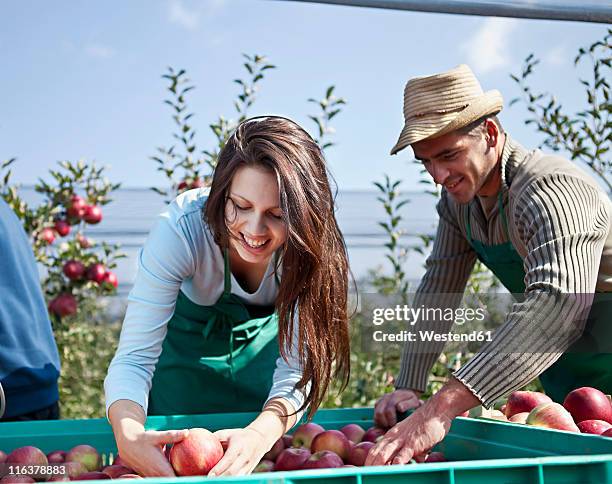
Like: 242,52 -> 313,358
307,86 -> 346,151
510,29 -> 611,192
54,299 -> 122,419
369,175 -> 411,302
151,55 -> 276,200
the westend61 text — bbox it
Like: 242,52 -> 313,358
372,330 -> 493,343
372,305 -> 486,326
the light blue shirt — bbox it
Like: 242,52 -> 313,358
104,189 -> 305,417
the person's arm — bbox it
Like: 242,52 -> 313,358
368,174 -> 610,465
375,193 -> 476,427
452,174 -> 609,406
104,200 -> 197,475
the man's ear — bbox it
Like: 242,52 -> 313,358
484,119 -> 499,147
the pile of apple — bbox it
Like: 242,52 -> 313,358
478,386 -> 612,436
252,423 -> 445,473
0,445 -> 140,482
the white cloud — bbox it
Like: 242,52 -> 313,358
168,0 -> 227,30
84,44 -> 115,59
460,17 -> 518,74
543,45 -> 568,67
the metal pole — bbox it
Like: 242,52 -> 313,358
280,0 -> 612,23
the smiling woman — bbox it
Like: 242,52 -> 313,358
104,116 -> 350,477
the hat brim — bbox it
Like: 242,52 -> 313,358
390,90 -> 503,155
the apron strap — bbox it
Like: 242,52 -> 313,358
497,191 -> 511,240
223,248 -> 231,295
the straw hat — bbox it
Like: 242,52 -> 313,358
390,64 -> 504,155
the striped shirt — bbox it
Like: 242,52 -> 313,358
395,136 -> 612,406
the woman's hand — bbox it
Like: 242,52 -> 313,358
208,428 -> 270,477
108,400 -> 188,477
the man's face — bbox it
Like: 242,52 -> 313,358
412,126 -> 499,204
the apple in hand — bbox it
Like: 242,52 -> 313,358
169,428 -> 223,476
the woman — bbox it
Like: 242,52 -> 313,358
104,116 -> 350,477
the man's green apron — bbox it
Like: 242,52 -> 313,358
466,192 -> 612,403
148,250 -> 280,415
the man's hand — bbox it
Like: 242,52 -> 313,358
374,389 -> 422,428
367,378 -> 480,465
366,400 -> 451,465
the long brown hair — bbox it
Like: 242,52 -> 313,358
204,116 -> 350,418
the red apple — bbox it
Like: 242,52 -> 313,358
504,391 -> 552,418
47,476 -> 70,482
65,445 -> 101,472
83,205 -> 102,225
102,271 -> 118,289
340,424 -> 365,445
6,446 -> 47,479
46,450 -> 66,464
63,260 -> 86,280
563,387 -> 612,424
48,293 -> 78,318
1,477 -> 35,483
263,438 -> 285,461
67,195 -> 87,219
274,448 -> 311,471
86,263 -> 107,284
62,461 -> 87,479
169,428 -> 223,476
101,465 -> 134,479
0,451 -> 7,463
292,423 -> 325,449
282,434 -> 293,448
301,450 -> 344,470
190,178 -> 204,189
602,428 -> 612,438
346,441 -> 374,466
509,412 -> 530,424
425,452 -> 446,463
74,471 -> 110,480
177,180 -> 189,191
526,402 -> 579,432
252,460 -> 275,473
54,219 -> 71,237
362,426 -> 386,443
39,228 -> 56,245
577,419 -> 612,435
310,430 -> 351,461
76,233 -> 92,248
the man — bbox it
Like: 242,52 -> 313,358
0,198 -> 61,420
366,64 -> 611,466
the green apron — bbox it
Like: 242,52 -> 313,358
148,249 -> 280,415
466,192 -> 612,403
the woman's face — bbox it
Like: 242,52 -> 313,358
225,164 -> 287,266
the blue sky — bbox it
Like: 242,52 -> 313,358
0,0 -> 607,190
